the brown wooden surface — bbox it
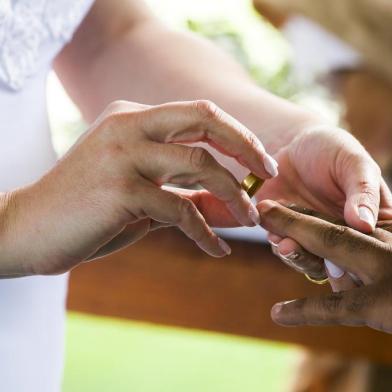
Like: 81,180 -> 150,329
68,227 -> 392,364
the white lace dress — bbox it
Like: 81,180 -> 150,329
0,1 -> 94,391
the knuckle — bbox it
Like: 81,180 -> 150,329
262,205 -> 300,232
177,198 -> 198,221
280,210 -> 299,229
107,100 -> 129,112
286,211 -> 299,226
243,130 -> 261,151
100,110 -> 136,135
188,147 -> 213,171
193,100 -> 221,121
320,225 -> 348,248
320,292 -> 344,316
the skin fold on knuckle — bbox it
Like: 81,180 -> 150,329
177,198 -> 199,225
193,99 -> 221,123
98,110 -> 139,145
319,224 -> 350,249
315,292 -> 346,323
242,131 -> 263,154
188,147 -> 213,173
262,206 -> 299,236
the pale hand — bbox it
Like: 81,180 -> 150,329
259,126 -> 392,258
2,100 -> 277,276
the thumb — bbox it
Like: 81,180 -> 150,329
341,158 -> 381,233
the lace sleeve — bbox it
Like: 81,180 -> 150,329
0,0 -> 94,91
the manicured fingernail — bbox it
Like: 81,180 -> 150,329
324,259 -> 344,279
218,238 -> 232,255
359,206 -> 375,228
280,251 -> 299,263
271,302 -> 283,316
249,204 -> 261,225
263,155 -> 279,178
268,239 -> 279,247
271,300 -> 295,316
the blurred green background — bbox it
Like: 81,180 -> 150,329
50,0 -> 314,391
63,313 -> 300,392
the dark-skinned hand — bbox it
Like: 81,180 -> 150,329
258,199 -> 392,334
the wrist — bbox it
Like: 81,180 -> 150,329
229,84 -> 332,154
0,191 -> 30,276
272,115 -> 336,153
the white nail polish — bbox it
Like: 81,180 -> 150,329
263,155 -> 279,178
279,251 -> 298,262
358,206 -> 375,228
324,259 -> 344,279
268,239 -> 279,247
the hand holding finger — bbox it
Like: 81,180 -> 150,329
258,200 -> 387,282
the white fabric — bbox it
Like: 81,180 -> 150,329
282,16 -> 362,84
0,1 -> 94,391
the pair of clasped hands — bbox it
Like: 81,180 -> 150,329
9,100 -> 392,333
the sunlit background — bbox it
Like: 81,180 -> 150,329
48,1 -> 339,391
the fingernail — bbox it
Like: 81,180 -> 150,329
271,302 -> 283,316
218,238 -> 232,255
249,204 -> 261,225
263,155 -> 279,178
268,239 -> 279,247
271,300 -> 295,316
359,206 -> 375,228
324,259 -> 345,279
280,251 -> 299,263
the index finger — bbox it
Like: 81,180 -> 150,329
138,100 -> 278,179
270,287 -> 371,327
258,200 -> 388,280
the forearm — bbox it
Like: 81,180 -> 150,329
55,17 -> 322,154
0,191 -> 31,277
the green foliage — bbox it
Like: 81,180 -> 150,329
186,18 -> 298,99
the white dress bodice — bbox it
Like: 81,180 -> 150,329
0,1 -> 94,391
0,0 -> 93,91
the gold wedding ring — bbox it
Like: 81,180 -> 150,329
305,274 -> 329,285
241,173 -> 264,198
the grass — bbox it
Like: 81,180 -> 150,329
63,312 -> 300,392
